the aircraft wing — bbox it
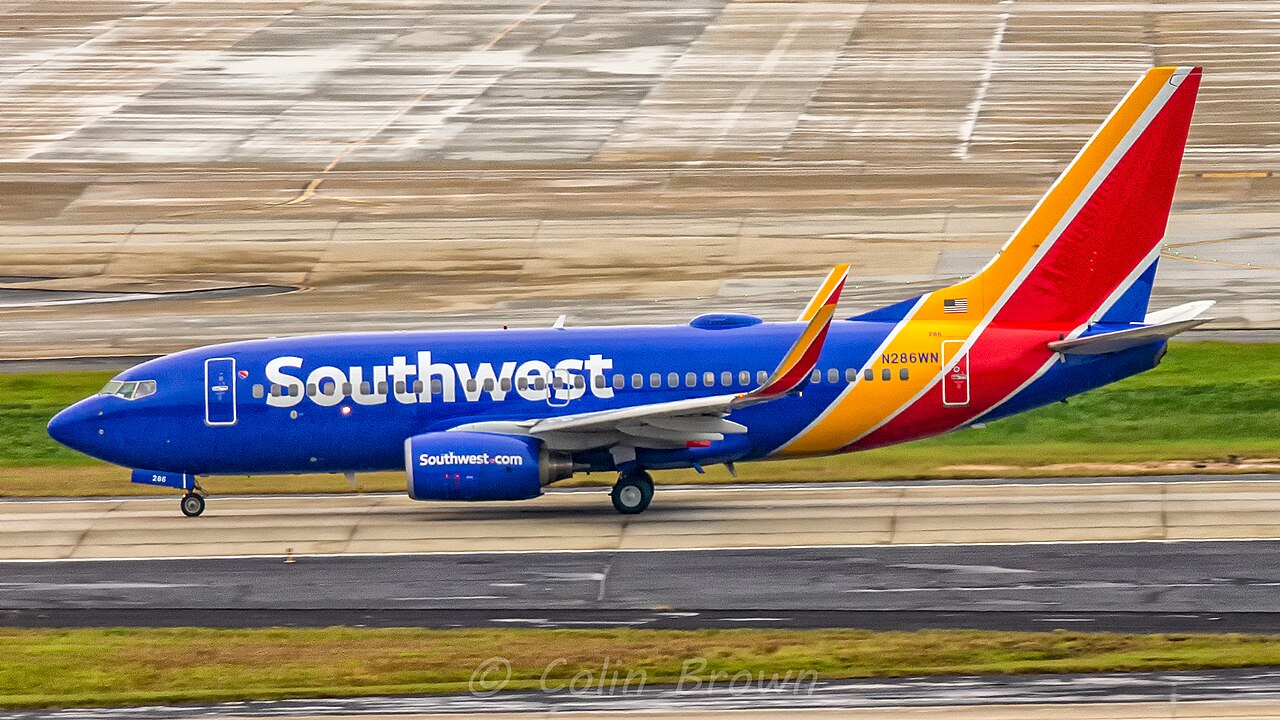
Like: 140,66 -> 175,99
449,265 -> 848,451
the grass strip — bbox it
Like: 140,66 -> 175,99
3,627 -> 1280,709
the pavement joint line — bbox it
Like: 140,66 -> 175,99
596,555 -> 612,603
889,486 -> 906,544
5,536 -> 1280,565
1162,482 -> 1170,541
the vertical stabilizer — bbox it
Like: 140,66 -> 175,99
946,66 -> 1201,327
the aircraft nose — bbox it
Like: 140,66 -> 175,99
47,398 -> 101,454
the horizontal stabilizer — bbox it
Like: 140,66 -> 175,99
1049,301 -> 1214,355
1144,299 -> 1215,326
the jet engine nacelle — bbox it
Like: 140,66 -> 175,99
405,431 -> 572,501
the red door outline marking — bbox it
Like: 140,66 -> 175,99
942,340 -> 970,407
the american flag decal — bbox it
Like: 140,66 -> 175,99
943,298 -> 968,314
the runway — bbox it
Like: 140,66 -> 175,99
5,476 -> 1280,633
5,476 -> 1280,561
2,1 -> 1279,360
6,540 -> 1280,633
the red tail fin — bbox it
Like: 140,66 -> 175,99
944,67 -> 1201,328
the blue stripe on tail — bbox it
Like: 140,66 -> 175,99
1100,259 -> 1158,324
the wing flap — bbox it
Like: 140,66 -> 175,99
645,415 -> 748,434
529,394 -> 737,435
619,423 -> 724,443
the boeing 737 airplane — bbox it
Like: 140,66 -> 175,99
49,66 -> 1213,517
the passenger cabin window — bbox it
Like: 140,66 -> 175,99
414,380 -> 425,394
810,370 -> 821,384
252,384 -> 264,399
757,370 -> 768,384
881,368 -> 891,381
632,374 -> 643,389
431,379 -> 444,394
899,368 -> 910,381
650,373 -> 661,388
721,371 -> 732,386
465,379 -> 478,393
828,368 -> 840,384
668,372 -> 679,388
307,383 -> 318,397
846,368 -> 857,382
739,370 -> 750,385
594,375 -> 606,389
703,372 -> 715,387
685,372 -> 696,387
864,368 -> 874,381
612,374 -> 624,390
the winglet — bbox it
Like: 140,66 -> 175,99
797,265 -> 851,322
748,264 -> 848,400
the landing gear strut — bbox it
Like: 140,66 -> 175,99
611,470 -> 654,515
180,480 -> 208,517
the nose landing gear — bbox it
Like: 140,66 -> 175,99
180,480 -> 208,517
129,470 -> 208,517
180,493 -> 206,517
611,470 -> 654,514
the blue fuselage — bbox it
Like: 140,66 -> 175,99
47,316 -> 1165,478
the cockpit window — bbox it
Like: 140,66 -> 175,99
99,379 -> 156,400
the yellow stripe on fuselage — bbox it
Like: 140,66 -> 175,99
777,68 -> 1176,457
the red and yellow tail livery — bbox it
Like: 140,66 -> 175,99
781,66 -> 1203,456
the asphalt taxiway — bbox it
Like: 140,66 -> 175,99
5,540 -> 1280,634
5,476 -> 1280,633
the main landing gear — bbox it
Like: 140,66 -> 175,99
180,481 -> 208,517
611,470 -> 654,515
